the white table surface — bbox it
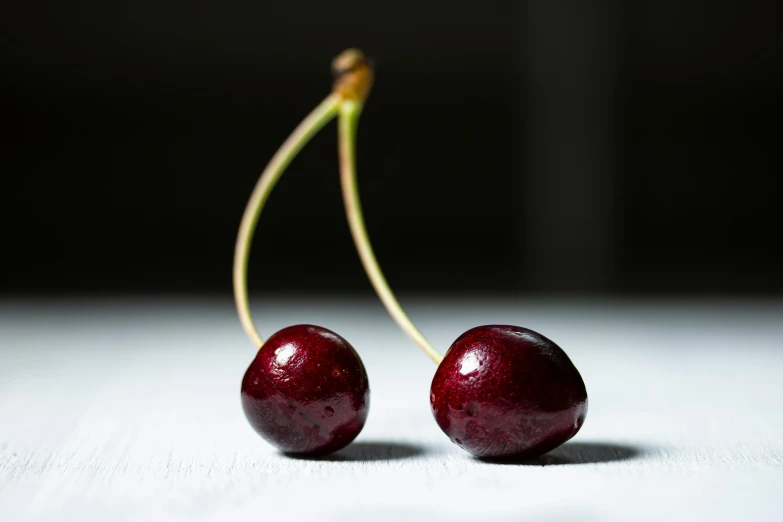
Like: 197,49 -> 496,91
1,297 -> 782,521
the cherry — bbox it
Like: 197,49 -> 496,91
232,51 -> 374,455
233,50 -> 590,460
430,325 -> 587,459
241,324 -> 369,455
334,54 -> 589,459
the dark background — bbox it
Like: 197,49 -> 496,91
2,1 -> 781,297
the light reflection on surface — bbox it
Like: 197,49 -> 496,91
459,352 -> 480,375
274,343 -> 296,366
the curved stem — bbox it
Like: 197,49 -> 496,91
338,100 -> 444,365
234,94 -> 341,349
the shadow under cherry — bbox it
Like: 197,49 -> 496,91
478,441 -> 644,466
284,441 -> 425,462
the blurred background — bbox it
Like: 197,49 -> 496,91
2,0 -> 781,298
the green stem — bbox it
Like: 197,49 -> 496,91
234,94 -> 341,348
338,100 -> 444,365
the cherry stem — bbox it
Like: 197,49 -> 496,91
233,94 -> 341,349
338,100 -> 444,365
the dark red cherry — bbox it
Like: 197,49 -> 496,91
241,324 -> 369,455
430,325 -> 587,459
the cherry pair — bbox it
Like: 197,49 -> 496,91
234,50 -> 587,459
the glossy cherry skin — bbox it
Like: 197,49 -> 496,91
241,324 -> 369,455
430,325 -> 587,459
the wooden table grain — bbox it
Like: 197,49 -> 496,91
1,298 -> 782,521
